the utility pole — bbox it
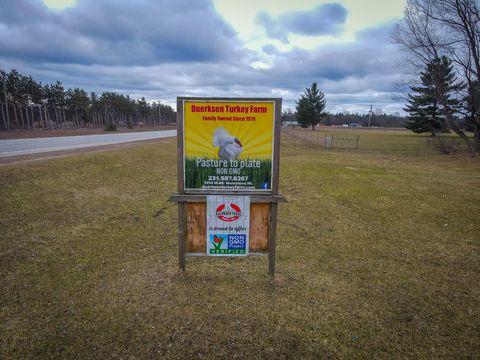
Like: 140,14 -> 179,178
367,104 -> 373,128
2,72 -> 10,130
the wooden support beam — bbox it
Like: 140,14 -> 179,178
168,194 -> 287,203
177,202 -> 186,271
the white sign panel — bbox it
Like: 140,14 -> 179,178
207,195 -> 250,256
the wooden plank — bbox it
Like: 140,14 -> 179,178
176,97 -> 185,194
176,98 -> 186,270
272,99 -> 282,195
184,202 -> 269,254
249,203 -> 270,252
186,252 -> 268,257
186,202 -> 206,253
268,99 -> 282,274
169,194 -> 287,203
268,202 -> 279,275
178,97 -> 282,102
177,202 -> 186,271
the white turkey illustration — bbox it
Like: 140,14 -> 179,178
213,127 -> 243,160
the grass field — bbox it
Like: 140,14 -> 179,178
1,130 -> 479,358
286,127 -> 472,155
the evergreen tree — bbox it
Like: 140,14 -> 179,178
296,82 -> 326,130
404,56 -> 462,136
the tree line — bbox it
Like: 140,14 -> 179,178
0,69 -> 176,131
324,112 -> 405,128
283,108 -> 406,128
283,82 -> 405,129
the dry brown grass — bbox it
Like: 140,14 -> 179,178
1,132 -> 479,358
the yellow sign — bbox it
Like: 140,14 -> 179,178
183,100 -> 275,191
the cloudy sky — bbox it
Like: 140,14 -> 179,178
0,0 -> 409,114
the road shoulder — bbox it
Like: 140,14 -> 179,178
0,138 -> 171,166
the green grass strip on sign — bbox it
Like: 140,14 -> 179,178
184,157 -> 272,189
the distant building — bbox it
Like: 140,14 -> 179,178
348,123 -> 361,128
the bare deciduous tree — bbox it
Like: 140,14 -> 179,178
393,0 -> 480,154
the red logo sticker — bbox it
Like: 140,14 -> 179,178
216,203 -> 241,222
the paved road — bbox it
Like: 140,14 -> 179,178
0,130 -> 177,157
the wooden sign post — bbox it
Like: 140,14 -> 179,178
169,97 -> 286,274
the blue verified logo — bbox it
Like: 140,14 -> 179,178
228,234 -> 246,249
209,234 -> 246,254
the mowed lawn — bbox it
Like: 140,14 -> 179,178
1,131 -> 479,358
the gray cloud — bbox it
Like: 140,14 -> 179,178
256,3 -> 347,43
253,21 -> 407,112
0,1 -> 407,114
0,0 -> 239,65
